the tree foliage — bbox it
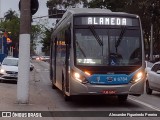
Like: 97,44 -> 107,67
31,24 -> 43,55
40,28 -> 53,55
88,0 -> 128,11
0,14 -> 20,47
4,9 -> 18,21
46,0 -> 88,8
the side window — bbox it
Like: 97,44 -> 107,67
151,64 -> 159,72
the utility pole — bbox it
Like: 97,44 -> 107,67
150,23 -> 153,61
17,0 -> 31,104
0,0 -> 1,19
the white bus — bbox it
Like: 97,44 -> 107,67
50,8 -> 145,101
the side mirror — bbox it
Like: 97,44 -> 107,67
30,67 -> 34,71
65,29 -> 71,45
30,64 -> 34,71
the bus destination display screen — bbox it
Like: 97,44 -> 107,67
74,17 -> 139,26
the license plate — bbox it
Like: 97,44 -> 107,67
10,74 -> 17,77
102,90 -> 116,94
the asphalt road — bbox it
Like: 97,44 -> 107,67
32,61 -> 160,120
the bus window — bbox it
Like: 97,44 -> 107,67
75,28 -> 142,66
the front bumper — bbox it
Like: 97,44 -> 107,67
0,74 -> 18,81
70,77 -> 144,96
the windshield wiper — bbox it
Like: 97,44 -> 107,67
115,26 -> 126,52
76,41 -> 86,58
89,26 -> 103,46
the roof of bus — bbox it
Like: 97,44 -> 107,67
62,8 -> 138,18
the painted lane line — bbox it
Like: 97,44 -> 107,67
129,97 -> 160,111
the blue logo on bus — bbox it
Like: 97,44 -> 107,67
88,73 -> 134,85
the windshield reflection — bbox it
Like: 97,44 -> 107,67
2,59 -> 18,66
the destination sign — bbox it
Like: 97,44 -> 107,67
88,17 -> 127,25
74,17 -> 139,26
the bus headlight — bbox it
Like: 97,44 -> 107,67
72,70 -> 88,84
132,71 -> 144,83
74,72 -> 81,80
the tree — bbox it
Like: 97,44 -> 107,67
0,14 -> 20,48
4,9 -> 18,21
40,28 -> 53,55
31,24 -> 43,55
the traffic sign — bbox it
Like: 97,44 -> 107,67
19,0 -> 39,15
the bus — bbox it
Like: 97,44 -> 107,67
50,8 -> 145,101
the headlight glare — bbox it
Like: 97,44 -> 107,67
72,70 -> 88,84
137,72 -> 143,78
74,72 -> 80,79
132,71 -> 144,83
0,69 -> 6,74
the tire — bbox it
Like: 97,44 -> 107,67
146,80 -> 152,95
118,95 -> 128,102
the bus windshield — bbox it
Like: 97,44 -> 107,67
75,27 -> 142,66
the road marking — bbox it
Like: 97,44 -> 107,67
129,97 -> 160,111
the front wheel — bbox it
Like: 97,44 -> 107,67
118,95 -> 128,102
146,80 -> 152,95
